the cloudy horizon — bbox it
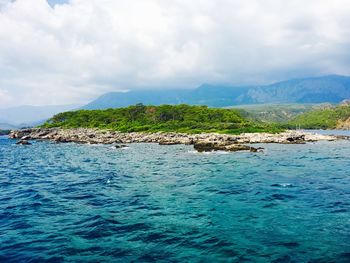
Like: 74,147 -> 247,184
1,0 -> 350,108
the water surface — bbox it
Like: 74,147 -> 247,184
304,129 -> 350,136
0,136 -> 350,262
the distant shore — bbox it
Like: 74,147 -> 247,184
0,130 -> 10,136
9,128 -> 348,152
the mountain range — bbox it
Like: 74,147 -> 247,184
1,75 -> 350,127
83,75 -> 350,109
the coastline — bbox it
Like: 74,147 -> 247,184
9,128 -> 348,152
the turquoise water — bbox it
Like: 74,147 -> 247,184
1,136 -> 350,262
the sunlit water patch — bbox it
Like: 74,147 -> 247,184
0,136 -> 350,262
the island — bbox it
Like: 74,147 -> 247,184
9,104 -> 349,152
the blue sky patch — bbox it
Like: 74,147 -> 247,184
47,0 -> 69,7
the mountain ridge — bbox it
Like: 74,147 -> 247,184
83,75 -> 350,110
2,75 -> 350,126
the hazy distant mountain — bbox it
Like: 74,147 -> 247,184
83,75 -> 350,109
0,104 -> 79,126
83,90 -> 189,109
241,75 -> 350,104
0,123 -> 18,130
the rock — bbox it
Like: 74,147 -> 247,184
340,99 -> 350,107
8,128 -> 341,152
284,135 -> 306,144
225,144 -> 252,152
257,147 -> 264,152
336,117 -> 350,130
115,144 -> 128,149
54,136 -> 70,143
16,140 -> 32,145
336,135 -> 350,140
248,146 -> 264,153
193,141 -> 259,152
226,144 -> 263,152
193,141 -> 224,152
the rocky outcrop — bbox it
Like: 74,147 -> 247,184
9,128 -> 343,152
16,140 -> 32,145
115,144 -> 128,149
193,141 -> 262,152
283,135 -> 306,144
336,118 -> 350,130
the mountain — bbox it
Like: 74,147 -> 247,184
0,104 -> 79,126
83,90 -> 189,109
83,75 -> 350,109
231,103 -> 329,123
183,84 -> 250,107
242,75 -> 350,104
0,123 -> 18,130
287,103 -> 350,129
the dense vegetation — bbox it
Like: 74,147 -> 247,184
231,103 -> 326,123
40,102 -> 350,132
285,104 -> 350,129
42,104 -> 282,134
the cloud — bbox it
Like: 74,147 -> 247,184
0,0 -> 350,107
0,88 -> 11,103
47,0 -> 69,7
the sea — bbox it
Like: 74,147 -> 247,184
0,131 -> 350,262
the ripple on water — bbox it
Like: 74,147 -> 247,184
0,139 -> 350,262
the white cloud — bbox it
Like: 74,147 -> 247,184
0,0 -> 350,107
0,88 -> 12,105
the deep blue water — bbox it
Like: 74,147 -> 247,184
1,136 -> 350,262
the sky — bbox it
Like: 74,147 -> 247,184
0,0 -> 350,108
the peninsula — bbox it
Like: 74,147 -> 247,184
9,104 -> 349,152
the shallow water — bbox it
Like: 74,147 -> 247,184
1,136 -> 350,262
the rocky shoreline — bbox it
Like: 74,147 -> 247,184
9,128 -> 348,152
